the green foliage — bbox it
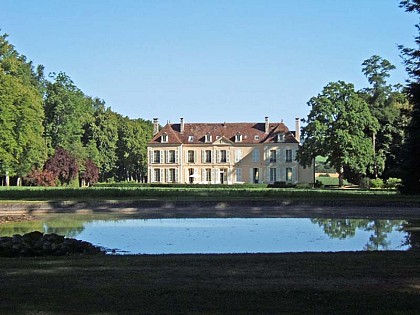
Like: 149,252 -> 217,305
384,177 -> 402,189
298,81 -> 379,186
370,178 -> 384,189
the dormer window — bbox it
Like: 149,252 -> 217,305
161,133 -> 168,143
235,134 -> 243,142
205,134 -> 212,143
277,133 -> 285,142
188,135 -> 194,142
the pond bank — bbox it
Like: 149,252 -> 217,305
1,199 -> 420,219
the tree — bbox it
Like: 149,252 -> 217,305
398,0 -> 420,193
116,116 -> 153,182
44,147 -> 79,186
79,159 -> 99,187
0,33 -> 46,186
44,72 -> 93,159
360,55 -> 409,179
297,81 -> 379,186
82,98 -> 119,182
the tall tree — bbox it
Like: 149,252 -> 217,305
44,72 -> 93,160
82,98 -> 119,182
399,0 -> 420,193
360,55 -> 409,178
297,81 -> 379,186
44,147 -> 79,186
0,33 -> 46,185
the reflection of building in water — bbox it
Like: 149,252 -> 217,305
147,117 -> 314,185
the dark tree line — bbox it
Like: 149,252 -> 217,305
0,33 -> 153,186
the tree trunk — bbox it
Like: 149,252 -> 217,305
5,172 -> 9,187
17,177 -> 21,186
338,167 -> 344,187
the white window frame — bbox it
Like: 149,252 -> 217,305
252,149 -> 260,163
161,134 -> 168,143
270,167 -> 277,182
286,149 -> 293,162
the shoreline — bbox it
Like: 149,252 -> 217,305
0,200 -> 420,219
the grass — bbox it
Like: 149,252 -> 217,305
0,185 -> 410,202
0,252 -> 419,314
316,176 -> 349,186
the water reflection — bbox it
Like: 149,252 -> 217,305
310,219 -> 407,251
0,215 -> 419,254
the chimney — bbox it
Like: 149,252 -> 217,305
153,118 -> 159,135
295,117 -> 301,143
264,116 -> 269,134
180,117 -> 185,134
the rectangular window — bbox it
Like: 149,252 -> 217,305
252,149 -> 260,162
168,168 -> 176,182
286,167 -> 293,181
235,134 -> 242,142
235,149 -> 243,162
168,150 -> 176,163
153,150 -> 161,163
154,169 -> 161,182
236,168 -> 242,182
206,168 -> 212,182
270,168 -> 277,182
188,135 -> 194,142
161,134 -> 168,143
205,150 -> 212,163
188,150 -> 195,163
269,150 -> 276,163
220,150 -> 227,163
286,149 -> 293,162
205,134 -> 212,143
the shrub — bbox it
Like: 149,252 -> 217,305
318,173 -> 331,177
359,177 -> 370,189
25,169 -> 57,186
384,178 -> 402,189
370,178 -> 384,189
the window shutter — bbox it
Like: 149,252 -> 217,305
175,169 -> 179,183
149,150 -> 154,164
159,150 -> 164,164
276,150 -> 280,164
266,168 -> 270,182
175,150 -> 179,163
264,146 -> 269,163
165,169 -> 169,182
211,150 -> 214,163
276,168 -> 280,182
226,151 -> 230,163
165,150 -> 169,163
216,150 -> 220,163
249,168 -> 253,183
202,169 -> 206,183
193,151 -> 197,163
185,151 -> 188,163
202,150 -> 205,163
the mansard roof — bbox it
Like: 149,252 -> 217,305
149,121 -> 298,145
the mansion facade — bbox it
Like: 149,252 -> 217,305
147,117 -> 314,185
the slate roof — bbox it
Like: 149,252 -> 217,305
149,121 -> 298,144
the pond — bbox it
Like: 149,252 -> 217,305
0,214 -> 419,254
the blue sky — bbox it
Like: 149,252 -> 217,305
0,0 -> 417,127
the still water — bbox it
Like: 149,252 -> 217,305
0,215 -> 418,254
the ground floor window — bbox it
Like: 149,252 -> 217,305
270,168 -> 277,182
205,168 -> 212,182
286,167 -> 293,181
167,168 -> 176,182
154,169 -> 161,182
236,168 -> 242,182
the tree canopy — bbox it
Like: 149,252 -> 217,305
297,81 -> 379,186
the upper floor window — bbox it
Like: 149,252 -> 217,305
161,134 -> 168,143
277,133 -> 284,142
188,135 -> 194,142
167,150 -> 176,163
252,149 -> 260,162
187,150 -> 195,163
269,150 -> 277,163
204,150 -> 212,163
219,150 -> 227,163
205,134 -> 212,143
235,134 -> 242,142
153,150 -> 161,163
286,149 -> 293,162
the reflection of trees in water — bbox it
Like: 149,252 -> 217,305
311,219 -> 407,250
403,220 -> 420,250
0,217 -> 89,237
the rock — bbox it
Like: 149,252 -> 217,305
0,232 -> 104,257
